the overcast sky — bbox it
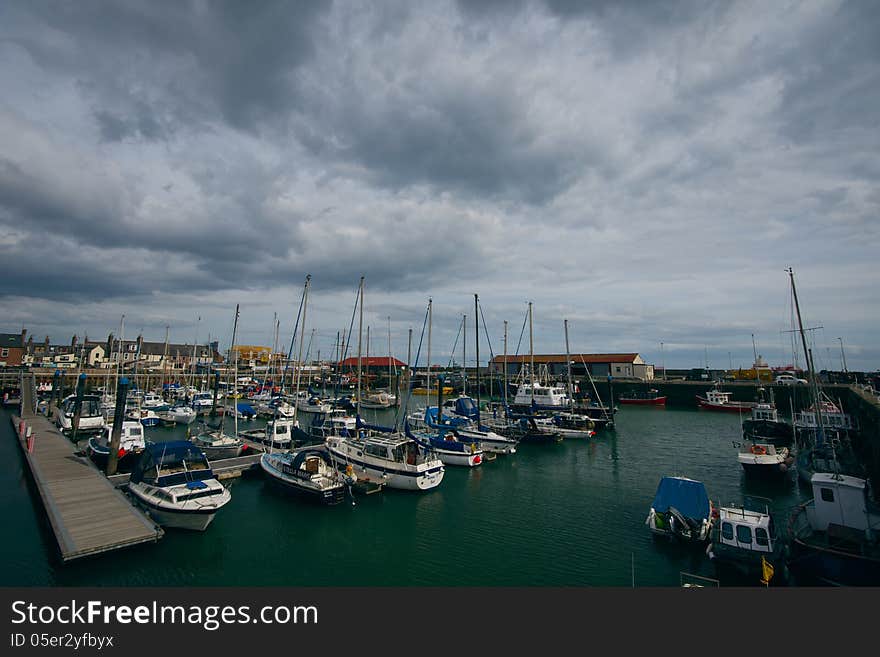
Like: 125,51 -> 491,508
1,0 -> 878,372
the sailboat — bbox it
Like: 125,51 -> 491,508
782,268 -> 880,585
190,305 -> 245,460
324,279 -> 445,490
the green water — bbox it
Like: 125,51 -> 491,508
0,405 -> 810,586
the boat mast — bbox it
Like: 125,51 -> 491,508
528,301 -> 535,403
564,319 -> 574,413
293,275 -> 312,426
225,303 -> 240,439
787,268 -> 826,442
503,320 -> 509,410
427,298 -> 432,403
356,276 -> 364,420
188,317 -> 200,404
161,325 -> 169,398
474,294 -> 481,426
462,314 -> 467,397
387,315 -> 392,393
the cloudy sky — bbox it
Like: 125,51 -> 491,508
1,0 -> 878,372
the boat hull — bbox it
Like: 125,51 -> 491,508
326,444 -> 444,491
127,488 -> 220,531
260,455 -> 345,505
618,397 -> 667,406
696,396 -> 756,413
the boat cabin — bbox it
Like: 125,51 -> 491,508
806,473 -> 880,535
750,404 -> 779,423
717,507 -> 778,555
130,441 -> 215,488
513,383 -> 570,406
794,401 -> 854,432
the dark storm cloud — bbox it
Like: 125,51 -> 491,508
7,0 -> 329,134
1,1 -> 878,369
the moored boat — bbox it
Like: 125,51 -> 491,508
787,472 -> 880,585
86,421 -> 148,472
618,388 -> 667,406
127,440 -> 232,531
736,439 -> 794,479
696,385 -> 757,413
707,500 -> 787,585
646,476 -> 715,543
260,446 -> 348,505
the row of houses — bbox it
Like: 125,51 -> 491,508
0,330 -> 221,370
2,330 -> 656,381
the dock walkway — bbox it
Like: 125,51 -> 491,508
10,411 -> 163,562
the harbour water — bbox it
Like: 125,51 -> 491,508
1,403 -> 811,586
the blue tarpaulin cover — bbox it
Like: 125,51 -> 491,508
650,476 -> 710,520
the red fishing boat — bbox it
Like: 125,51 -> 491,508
618,388 -> 667,406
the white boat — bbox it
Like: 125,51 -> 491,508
695,385 -> 757,413
127,408 -> 161,427
325,428 -> 445,491
309,407 -> 358,440
295,391 -> 332,414
404,416 -> 483,467
787,472 -> 880,585
191,391 -> 215,412
736,439 -> 794,479
157,405 -> 198,426
127,440 -> 231,531
707,500 -> 787,584
240,417 -> 297,450
511,382 -> 571,409
189,427 -> 245,460
142,392 -> 170,412
56,394 -> 106,434
260,447 -> 349,505
359,390 -> 396,409
86,421 -> 148,471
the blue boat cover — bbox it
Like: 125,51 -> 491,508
453,397 -> 479,419
236,402 -> 256,415
650,477 -> 710,520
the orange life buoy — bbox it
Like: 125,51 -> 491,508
751,445 -> 766,455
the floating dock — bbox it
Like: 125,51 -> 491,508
10,410 -> 163,562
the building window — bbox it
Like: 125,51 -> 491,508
820,487 -> 835,503
721,522 -> 733,540
0,348 -> 8,357
615,366 -> 621,373
735,525 -> 753,544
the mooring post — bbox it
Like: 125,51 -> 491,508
70,373 -> 87,444
211,369 -> 220,417
106,377 -> 130,476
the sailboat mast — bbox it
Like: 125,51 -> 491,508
229,304 -> 240,438
528,302 -> 535,402
162,326 -> 169,397
293,275 -> 311,424
503,320 -> 509,409
356,276 -> 364,418
427,298 -> 432,403
462,314 -> 467,397
787,268 -> 826,437
474,294 -> 480,426
564,319 -> 574,412
387,315 -> 392,390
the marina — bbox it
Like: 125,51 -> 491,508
4,379 -> 879,586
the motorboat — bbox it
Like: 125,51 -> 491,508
736,439 -> 794,479
618,388 -> 667,406
127,440 -> 232,531
86,421 -> 148,472
646,476 -> 715,543
260,446 -> 349,505
189,425 -> 245,460
707,500 -> 787,584
240,417 -> 298,450
56,394 -> 106,434
695,385 -> 757,413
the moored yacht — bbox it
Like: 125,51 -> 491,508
325,423 -> 444,491
260,446 -> 348,505
736,439 -> 794,479
646,476 -> 715,543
